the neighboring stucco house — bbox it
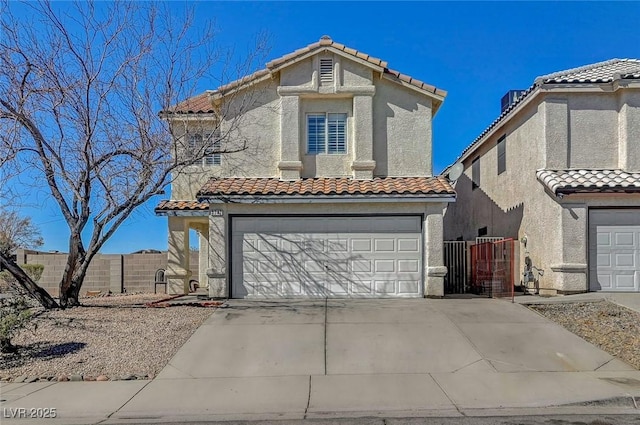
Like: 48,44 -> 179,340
155,36 -> 454,299
443,59 -> 640,295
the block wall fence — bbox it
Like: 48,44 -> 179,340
14,249 -> 199,297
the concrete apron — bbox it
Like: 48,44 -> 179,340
2,298 -> 639,423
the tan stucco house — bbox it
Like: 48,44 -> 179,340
155,36 -> 454,299
443,59 -> 640,295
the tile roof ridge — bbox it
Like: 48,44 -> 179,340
534,58 -> 628,83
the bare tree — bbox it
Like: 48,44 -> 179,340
0,0 -> 268,308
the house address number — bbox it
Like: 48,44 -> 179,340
211,209 -> 223,217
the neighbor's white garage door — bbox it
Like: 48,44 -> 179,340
589,209 -> 640,292
231,216 -> 423,298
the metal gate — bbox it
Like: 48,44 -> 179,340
470,238 -> 515,299
443,241 -> 468,294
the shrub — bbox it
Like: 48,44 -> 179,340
0,264 -> 43,352
21,264 -> 44,283
0,296 -> 33,353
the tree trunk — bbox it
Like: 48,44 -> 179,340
0,255 -> 59,309
59,280 -> 81,309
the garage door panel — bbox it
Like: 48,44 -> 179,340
351,239 -> 372,252
398,239 -> 420,252
398,280 -> 420,294
589,209 -> 640,292
232,216 -> 423,298
598,273 -> 613,291
614,252 -> 635,268
374,239 -> 395,252
615,272 -> 636,289
351,259 -> 372,273
327,239 -> 348,252
374,260 -> 395,273
352,280 -> 373,294
615,232 -> 635,246
596,232 -> 611,247
399,259 -> 420,273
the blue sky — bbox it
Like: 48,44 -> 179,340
8,1 -> 640,254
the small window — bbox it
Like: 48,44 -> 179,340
477,226 -> 488,237
471,157 -> 480,190
320,58 -> 333,84
189,131 -> 221,166
497,135 -> 506,175
307,113 -> 346,154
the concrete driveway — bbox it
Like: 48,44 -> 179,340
6,298 -> 639,424
112,297 -> 639,420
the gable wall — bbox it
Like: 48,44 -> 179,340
171,50 -> 438,197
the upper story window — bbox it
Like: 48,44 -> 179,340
307,113 -> 347,154
497,135 -> 506,175
471,157 -> 480,190
188,130 -> 221,166
319,58 -> 333,84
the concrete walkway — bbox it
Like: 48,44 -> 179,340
2,298 -> 639,424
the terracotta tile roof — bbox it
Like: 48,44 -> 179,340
165,92 -> 214,114
215,36 -> 446,98
536,169 -> 640,195
197,176 -> 455,198
166,36 -> 446,115
442,58 -> 640,176
155,200 -> 210,212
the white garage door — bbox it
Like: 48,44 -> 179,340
231,216 -> 423,298
589,209 -> 640,292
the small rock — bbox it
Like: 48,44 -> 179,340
147,373 -> 154,380
70,374 -> 83,382
25,377 -> 38,383
83,376 -> 96,381
120,374 -> 136,381
96,375 -> 109,381
14,375 -> 27,383
57,375 -> 69,382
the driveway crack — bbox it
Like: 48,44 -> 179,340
304,375 -> 312,419
324,297 -> 328,376
430,373 -> 466,417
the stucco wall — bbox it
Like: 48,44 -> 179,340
444,86 -> 640,294
373,78 -> 433,177
443,97 -> 564,292
171,80 -> 281,200
568,93 -> 618,169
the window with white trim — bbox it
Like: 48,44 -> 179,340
307,113 -> 347,154
188,131 -> 221,166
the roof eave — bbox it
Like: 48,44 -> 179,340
154,209 -> 210,217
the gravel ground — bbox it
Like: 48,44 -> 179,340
0,294 -> 214,382
529,300 -> 640,370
